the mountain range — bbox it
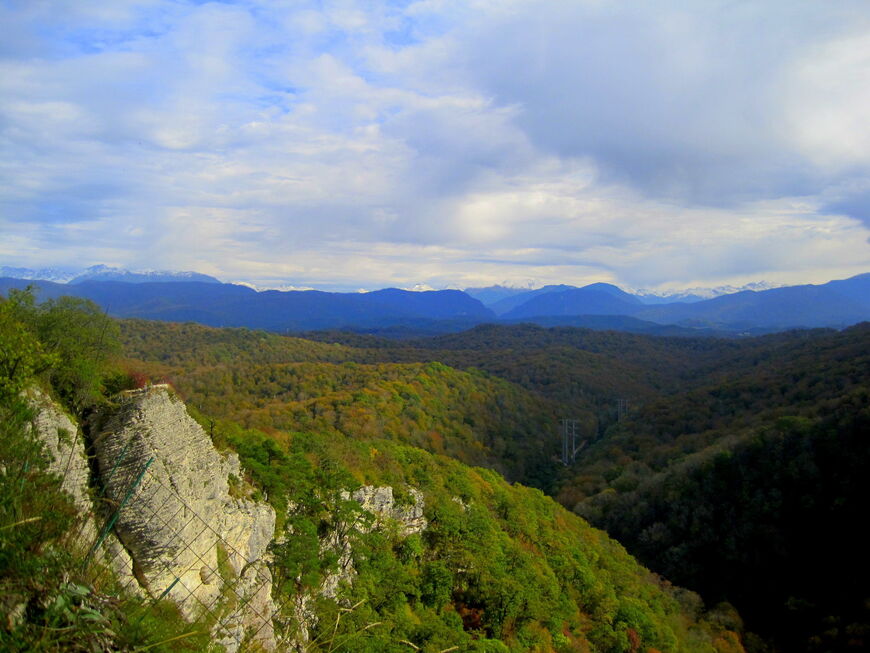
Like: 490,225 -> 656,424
477,275 -> 870,331
464,279 -> 783,307
1,268 -> 868,334
0,264 -> 220,285
3,277 -> 868,652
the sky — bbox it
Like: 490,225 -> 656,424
2,0 -> 870,292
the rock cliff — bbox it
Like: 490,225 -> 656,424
90,385 -> 277,651
28,388 -> 146,597
349,485 -> 427,536
30,385 -> 278,652
319,485 -> 427,600
288,484 -> 428,647
29,384 -> 429,652
28,388 -> 94,532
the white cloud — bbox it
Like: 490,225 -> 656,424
0,0 -> 868,291
785,31 -> 870,170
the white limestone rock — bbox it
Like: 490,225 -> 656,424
289,484 -> 428,647
91,385 -> 278,652
27,388 -> 145,595
28,388 -> 93,524
320,485 -> 427,599
349,485 -> 427,535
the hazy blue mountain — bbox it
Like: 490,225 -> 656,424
634,281 -> 781,304
633,291 -> 709,305
489,284 -> 578,315
502,283 -> 643,320
3,272 -> 867,334
581,282 -> 644,303
494,275 -> 869,330
365,287 -> 488,316
0,278 -> 493,331
0,264 -> 221,285
824,272 -> 870,305
68,264 -> 221,284
635,275 -> 870,329
463,284 -> 535,306
0,266 -> 78,283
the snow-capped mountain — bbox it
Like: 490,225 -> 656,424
0,266 -> 80,283
230,280 -> 316,292
463,283 -> 540,306
68,265 -> 220,284
1,264 -> 220,285
633,281 -> 783,304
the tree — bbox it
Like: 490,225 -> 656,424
1,287 -> 121,411
0,288 -> 56,400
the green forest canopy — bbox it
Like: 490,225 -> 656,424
1,289 -> 748,651
119,317 -> 870,651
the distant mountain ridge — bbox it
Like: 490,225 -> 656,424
489,284 -> 578,315
70,265 -> 221,284
1,268 -> 867,334
0,278 -> 494,332
633,280 -> 782,304
467,280 -> 785,307
0,264 -> 220,285
463,284 -> 536,306
479,275 -> 869,331
502,283 -> 642,320
633,275 -> 870,329
0,266 -> 80,284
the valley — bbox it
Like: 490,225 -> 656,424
118,317 -> 870,651
6,3 -> 869,650
1,287 -> 867,651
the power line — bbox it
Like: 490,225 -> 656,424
559,418 -> 585,466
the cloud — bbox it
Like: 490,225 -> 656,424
784,29 -> 870,171
0,0 -> 868,291
453,1 -> 870,204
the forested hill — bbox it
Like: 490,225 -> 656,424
0,289 -> 745,652
555,323 -> 870,652
3,272 -> 869,334
120,320 -> 563,489
120,319 -> 749,480
119,318 -> 870,651
119,319 -> 857,464
300,323 -> 845,422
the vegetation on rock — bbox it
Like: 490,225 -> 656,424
2,290 -> 750,651
0,289 -> 211,651
12,291 -> 867,651
120,317 -> 869,651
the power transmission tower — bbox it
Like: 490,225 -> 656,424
617,398 -> 630,422
560,418 -> 585,466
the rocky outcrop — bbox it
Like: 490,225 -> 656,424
349,486 -> 427,536
28,384 -> 430,653
320,485 -> 426,599
26,385 -> 279,651
288,484 -> 428,647
28,388 -> 94,530
90,385 -> 277,652
27,388 -> 142,595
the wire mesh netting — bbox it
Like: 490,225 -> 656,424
80,456 -> 283,652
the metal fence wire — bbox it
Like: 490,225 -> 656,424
80,456 -> 287,652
